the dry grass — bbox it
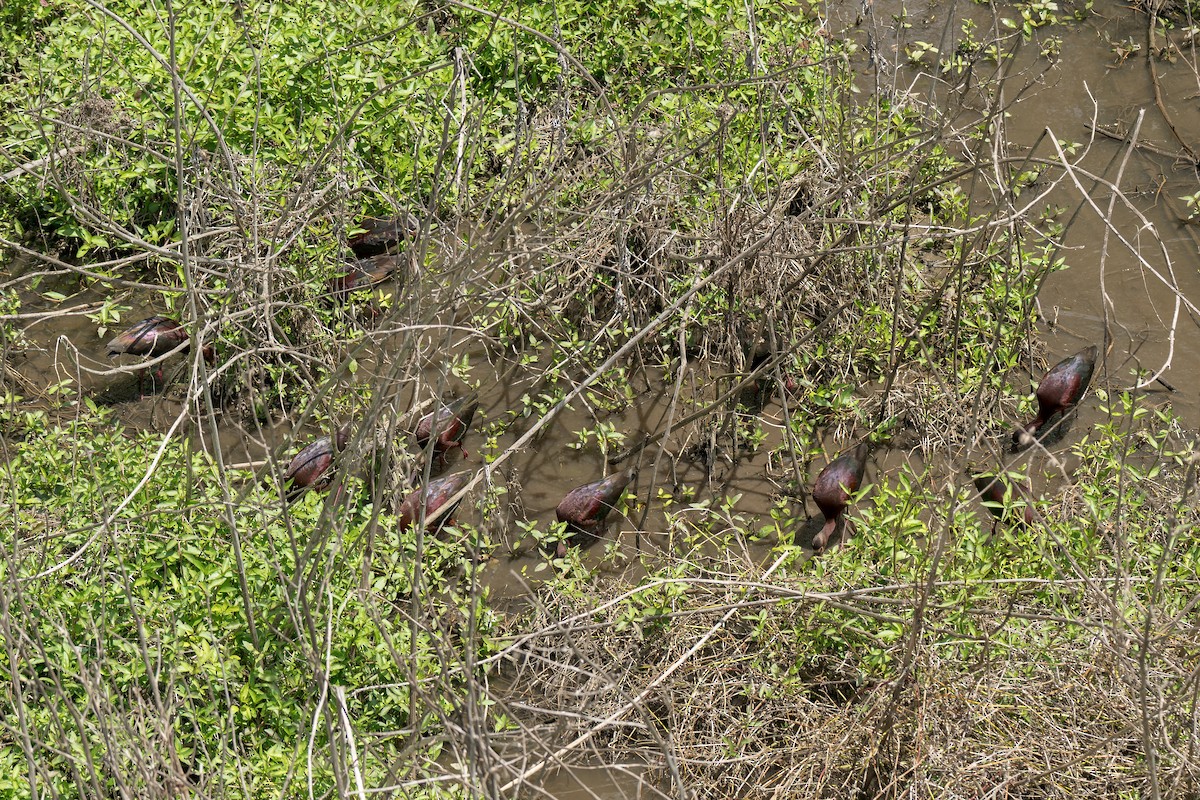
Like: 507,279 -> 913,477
486,526 -> 1200,799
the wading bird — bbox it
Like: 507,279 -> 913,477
347,212 -> 420,259
105,315 -> 214,396
553,469 -> 635,557
284,424 -> 352,501
1013,345 -> 1098,449
398,471 -> 471,533
414,395 -> 479,468
811,443 -> 868,553
738,341 -> 800,408
971,472 -> 1035,533
325,253 -> 403,303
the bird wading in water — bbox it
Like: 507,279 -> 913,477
398,471 -> 471,534
105,316 -> 214,396
811,443 -> 868,553
283,424 -> 352,502
971,471 -> 1035,534
414,395 -> 479,471
553,469 -> 635,557
347,212 -> 420,259
1013,345 -> 1098,449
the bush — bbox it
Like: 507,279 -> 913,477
0,402 -> 490,796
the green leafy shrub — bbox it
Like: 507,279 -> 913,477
0,0 -> 451,250
0,405 -> 489,796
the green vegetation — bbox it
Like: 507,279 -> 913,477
1,400 -> 489,795
0,0 -> 1196,796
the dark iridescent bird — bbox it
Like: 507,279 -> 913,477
811,443 -> 868,553
414,395 -> 479,466
326,254 -> 403,303
553,469 -> 635,557
741,344 -> 775,410
283,424 -> 351,500
105,315 -> 214,396
347,212 -> 420,259
1013,345 -> 1098,449
971,472 -> 1035,533
398,471 -> 470,533
740,342 -> 800,407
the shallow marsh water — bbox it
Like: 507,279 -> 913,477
835,0 -> 1200,425
2,3 -> 1198,796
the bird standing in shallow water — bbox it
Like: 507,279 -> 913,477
398,471 -> 470,533
325,254 -> 403,304
811,443 -> 868,553
347,213 -> 420,259
1013,345 -> 1098,449
283,424 -> 351,501
414,395 -> 479,469
971,472 -> 1035,533
553,469 -> 635,557
105,315 -> 214,396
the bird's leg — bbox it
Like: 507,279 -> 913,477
441,443 -> 469,464
812,518 -> 836,553
840,516 -> 857,546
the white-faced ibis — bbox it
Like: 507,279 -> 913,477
971,472 -> 1035,533
740,342 -> 800,407
1013,345 -> 1098,448
283,424 -> 351,500
347,212 -> 420,259
398,471 -> 470,533
741,344 -> 775,410
811,443 -> 868,553
105,315 -> 214,396
325,254 -> 403,303
553,469 -> 635,557
414,395 -> 479,465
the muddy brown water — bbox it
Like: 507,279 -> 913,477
3,3 -> 1198,795
833,0 -> 1200,427
532,764 -> 656,799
